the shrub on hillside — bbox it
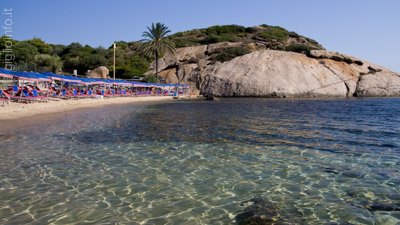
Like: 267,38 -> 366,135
172,37 -> 201,48
171,29 -> 202,37
285,43 -> 316,54
288,32 -> 300,38
202,25 -> 246,35
304,37 -> 319,45
143,73 -> 157,83
199,33 -> 238,45
258,26 -> 289,41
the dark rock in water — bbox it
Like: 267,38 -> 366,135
235,198 -> 293,225
205,95 -> 219,101
323,167 -> 365,178
324,167 -> 339,174
363,203 -> 400,211
327,222 -> 356,225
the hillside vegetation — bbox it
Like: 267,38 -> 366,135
168,24 -> 323,52
0,24 -> 324,79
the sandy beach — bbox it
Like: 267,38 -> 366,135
0,96 -> 177,120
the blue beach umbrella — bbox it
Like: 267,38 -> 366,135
32,73 -> 52,82
11,71 -> 41,82
0,68 -> 14,78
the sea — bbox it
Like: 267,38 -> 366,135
0,98 -> 399,225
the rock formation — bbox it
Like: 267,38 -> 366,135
87,66 -> 110,79
145,43 -> 400,97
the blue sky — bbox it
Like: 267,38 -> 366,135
3,0 -> 400,72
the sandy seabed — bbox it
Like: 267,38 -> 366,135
0,96 -> 176,120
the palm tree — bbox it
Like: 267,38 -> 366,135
139,22 -> 175,83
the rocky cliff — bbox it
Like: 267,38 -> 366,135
145,25 -> 400,98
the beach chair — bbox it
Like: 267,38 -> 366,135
86,90 -> 94,98
72,90 -> 86,99
101,90 -> 114,98
0,90 -> 11,106
61,89 -> 75,99
32,90 -> 49,102
34,86 -> 49,95
126,90 -> 136,97
115,90 -> 124,97
80,89 -> 94,98
23,89 -> 42,102
5,85 -> 20,96
2,90 -> 37,103
122,90 -> 129,97
11,85 -> 19,95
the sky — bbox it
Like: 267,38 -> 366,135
2,0 -> 400,72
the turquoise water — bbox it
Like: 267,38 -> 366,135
0,98 -> 399,224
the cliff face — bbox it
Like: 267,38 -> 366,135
146,43 -> 400,97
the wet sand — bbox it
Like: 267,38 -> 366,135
0,96 -> 175,121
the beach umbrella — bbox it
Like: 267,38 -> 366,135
0,68 -> 14,78
11,71 -> 41,82
31,72 -> 52,82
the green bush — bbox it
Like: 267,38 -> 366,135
169,29 -> 202,38
202,25 -> 246,35
113,54 -> 151,79
172,37 -> 200,48
288,32 -> 300,38
143,73 -> 157,83
258,26 -> 289,41
200,33 -> 238,45
285,43 -> 316,54
34,54 -> 63,73
210,46 -> 251,62
304,37 -> 319,45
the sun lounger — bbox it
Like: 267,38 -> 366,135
32,90 -> 49,102
0,90 -> 11,106
122,90 -> 130,97
2,90 -> 37,103
22,89 -> 42,102
61,89 -> 76,99
102,90 -> 115,98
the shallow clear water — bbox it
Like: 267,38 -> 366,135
0,98 -> 399,225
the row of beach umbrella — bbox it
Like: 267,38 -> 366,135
0,68 -> 189,89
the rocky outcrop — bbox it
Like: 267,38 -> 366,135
201,50 -> 353,97
309,50 -> 364,66
87,66 -> 110,79
158,68 -> 179,84
355,72 -> 400,97
146,44 -> 400,97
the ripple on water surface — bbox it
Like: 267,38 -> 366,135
0,98 -> 399,224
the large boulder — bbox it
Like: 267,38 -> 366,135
201,50 -> 356,97
145,44 -> 400,98
158,68 -> 179,84
146,45 -> 207,74
87,66 -> 110,79
355,72 -> 400,97
200,50 -> 400,97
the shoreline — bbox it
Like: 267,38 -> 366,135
0,96 -> 179,121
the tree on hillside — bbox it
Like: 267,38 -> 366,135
139,22 -> 175,82
13,41 -> 38,63
34,54 -> 63,73
28,37 -> 51,54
